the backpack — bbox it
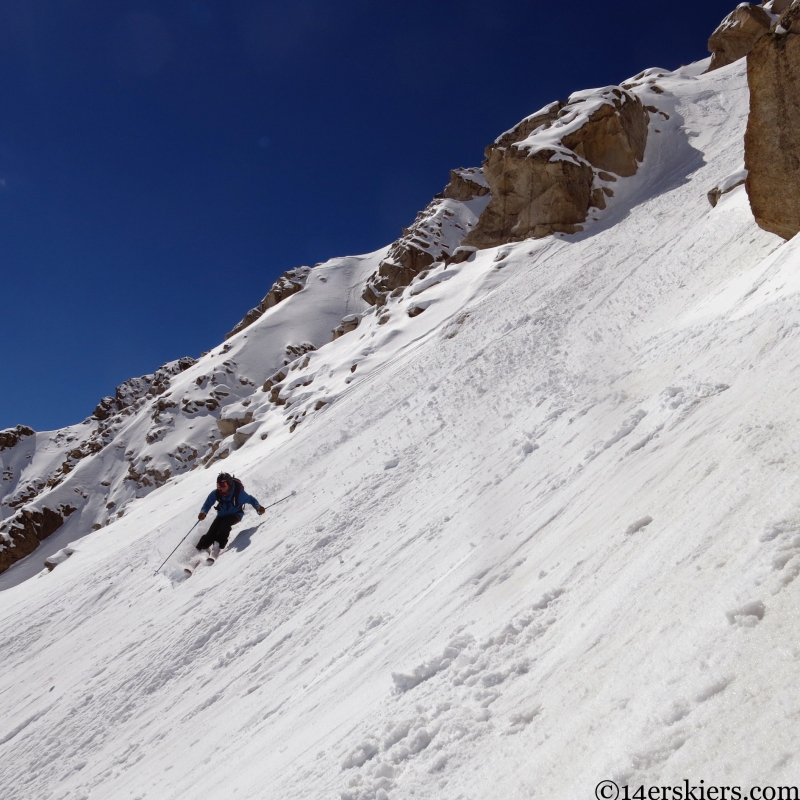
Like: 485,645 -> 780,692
215,477 -> 244,511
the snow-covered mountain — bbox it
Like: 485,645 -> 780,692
4,3 -> 800,797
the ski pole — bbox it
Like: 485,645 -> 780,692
261,490 -> 296,512
154,520 -> 200,576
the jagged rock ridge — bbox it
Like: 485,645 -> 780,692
361,169 -> 491,306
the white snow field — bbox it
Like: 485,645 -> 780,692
4,56 -> 800,800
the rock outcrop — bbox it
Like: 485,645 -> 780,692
462,153 -> 594,248
439,168 -> 491,202
93,357 -> 196,421
0,425 -> 35,451
707,3 -> 772,72
332,314 -> 360,340
362,171 -> 491,306
491,102 -> 565,151
0,354 -> 226,575
217,408 -> 254,437
767,0 -> 793,15
226,266 -> 311,339
707,168 -> 748,207
0,504 -> 76,574
745,1 -> 800,239
462,87 -> 648,249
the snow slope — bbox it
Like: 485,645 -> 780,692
3,55 -> 800,799
0,248 -> 384,589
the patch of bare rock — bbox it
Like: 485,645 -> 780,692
93,357 -> 196,421
708,169 -> 748,207
0,355 -> 205,575
707,3 -> 772,72
0,425 -> 35,451
332,314 -> 360,340
745,0 -> 800,239
226,266 -> 311,339
0,504 -> 77,574
362,169 -> 490,306
461,86 -> 648,249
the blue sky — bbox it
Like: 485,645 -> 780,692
0,0 -> 737,432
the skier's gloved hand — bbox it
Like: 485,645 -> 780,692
257,506 -> 265,515
198,513 -> 206,521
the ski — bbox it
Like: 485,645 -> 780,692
183,548 -> 224,575
182,554 -> 207,576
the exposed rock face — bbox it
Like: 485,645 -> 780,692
284,342 -> 316,362
217,410 -> 254,438
233,420 -> 260,448
0,354 -> 230,575
440,168 -> 491,202
707,3 -> 772,72
226,266 -> 311,339
463,88 -> 648,249
363,236 -> 437,305
93,357 -> 196,421
560,93 -> 648,177
769,0 -> 793,15
491,102 -> 565,151
332,314 -> 360,340
362,174 -> 491,306
0,504 -> 76,574
463,152 -> 595,248
745,2 -> 800,239
0,425 -> 35,451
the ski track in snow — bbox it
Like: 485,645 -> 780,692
4,59 -> 800,799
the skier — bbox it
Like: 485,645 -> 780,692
196,472 -> 265,560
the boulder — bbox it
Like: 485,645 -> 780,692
233,420 -> 261,448
463,87 -> 648,249
707,168 -> 748,207
332,314 -> 360,340
448,246 -> 478,264
745,3 -> 800,238
216,410 -> 254,437
44,547 -> 75,572
707,3 -> 772,71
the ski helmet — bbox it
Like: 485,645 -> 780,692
217,472 -> 233,487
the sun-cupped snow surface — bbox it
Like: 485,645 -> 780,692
3,56 -> 800,800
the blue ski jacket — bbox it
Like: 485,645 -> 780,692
200,487 -> 263,519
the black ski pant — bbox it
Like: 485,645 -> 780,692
196,514 -> 241,551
